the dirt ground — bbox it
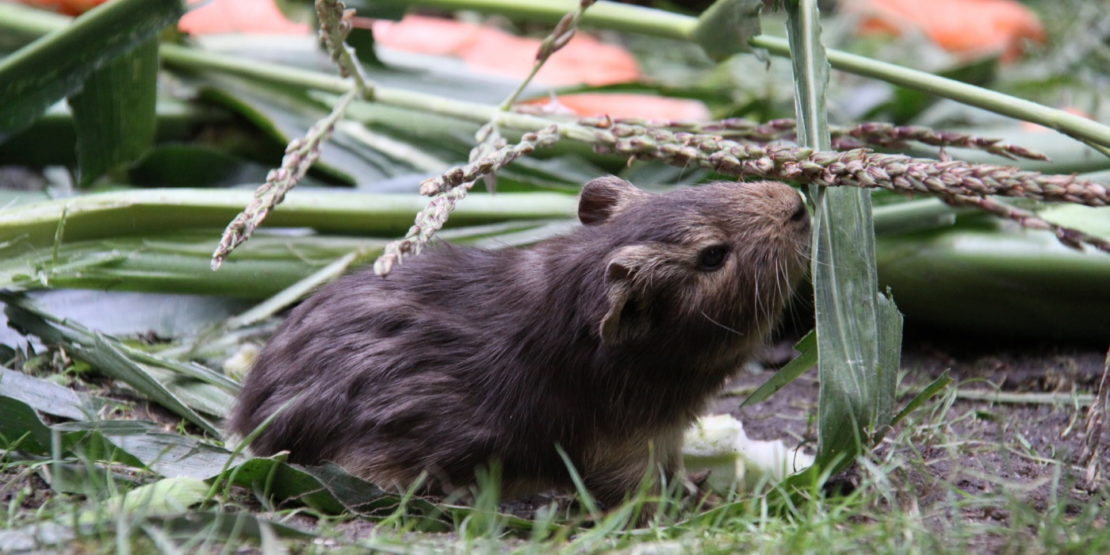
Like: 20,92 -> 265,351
727,329 -> 1109,533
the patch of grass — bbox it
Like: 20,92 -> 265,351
2,316 -> 1107,553
2,384 -> 1108,553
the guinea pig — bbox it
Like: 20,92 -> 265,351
228,177 -> 810,507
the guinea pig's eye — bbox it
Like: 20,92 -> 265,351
696,245 -> 730,271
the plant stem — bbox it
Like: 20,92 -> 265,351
750,36 -> 1110,154
0,4 -> 69,37
952,389 -> 1095,406
0,188 -> 578,247
375,0 -> 692,38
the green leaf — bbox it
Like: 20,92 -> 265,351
0,384 -> 497,528
226,251 -> 361,330
1,294 -> 220,436
783,0 -> 903,472
77,477 -> 208,525
68,37 -> 159,187
0,229 -> 380,298
0,397 -> 143,469
0,406 -> 236,479
740,330 -> 816,408
690,0 -> 764,61
217,458 -> 417,515
495,155 -> 606,193
0,365 -> 103,420
53,420 -> 240,479
0,0 -> 183,137
22,412 -> 408,517
197,74 -> 415,186
0,99 -> 223,168
140,511 -> 316,543
0,395 -> 52,453
129,145 -> 275,188
0,511 -> 313,553
0,221 -> 568,298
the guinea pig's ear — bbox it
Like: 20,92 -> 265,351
599,245 -> 654,346
579,176 -> 650,226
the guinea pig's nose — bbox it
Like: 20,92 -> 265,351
787,193 -> 809,229
789,201 -> 807,223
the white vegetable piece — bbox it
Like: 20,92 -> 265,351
683,414 -> 814,494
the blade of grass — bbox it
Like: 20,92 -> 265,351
740,330 -> 816,408
892,372 -> 952,426
555,445 -> 601,520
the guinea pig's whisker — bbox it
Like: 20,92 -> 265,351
751,272 -> 764,316
699,310 -> 745,336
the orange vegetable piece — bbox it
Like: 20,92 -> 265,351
178,0 -> 309,36
14,0 -> 107,16
372,15 -> 639,86
848,0 -> 1046,61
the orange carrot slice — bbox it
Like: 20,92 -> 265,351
849,0 -> 1045,61
178,0 -> 309,36
373,15 -> 639,86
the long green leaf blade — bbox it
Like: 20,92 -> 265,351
0,0 -> 183,137
1,294 -> 220,436
0,189 -> 577,248
68,37 -> 160,187
783,0 -> 903,471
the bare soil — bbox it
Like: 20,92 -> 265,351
728,332 -> 1110,534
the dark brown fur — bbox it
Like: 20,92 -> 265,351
229,178 -> 810,506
